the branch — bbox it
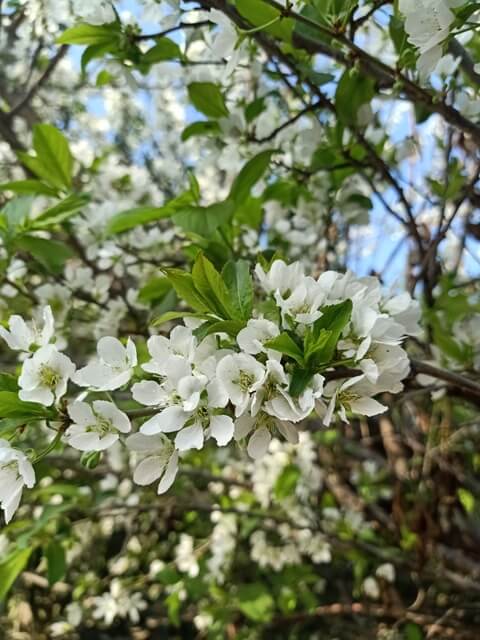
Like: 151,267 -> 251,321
449,39 -> 480,88
135,20 -> 212,41
411,359 -> 480,398
262,0 -> 480,145
8,45 -> 69,119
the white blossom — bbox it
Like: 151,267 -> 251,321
74,337 -> 137,391
66,401 -> 131,451
0,440 -> 35,523
19,345 -> 75,406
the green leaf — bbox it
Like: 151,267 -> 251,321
15,235 -> 75,274
274,463 -> 301,499
236,0 -> 293,42
181,120 -> 221,141
335,70 -> 376,126
237,583 -> 275,623
194,319 -> 245,340
192,254 -> 235,319
289,368 -> 314,397
163,269 -> 211,313
0,180 -> 58,197
19,124 -> 73,191
143,38 -> 181,63
245,96 -> 266,123
187,82 -> 229,119
222,260 -> 253,321
57,22 -> 121,46
1,197 -> 32,231
153,310 -> 206,327
173,200 -> 235,237
229,150 -> 275,206
138,277 -> 173,304
30,193 -> 90,229
264,332 -> 304,365
402,622 -> 424,640
0,374 -> 19,392
458,488 -> 475,514
0,547 -> 33,602
106,191 -> 194,235
46,541 -> 66,585
305,299 -> 353,367
0,391 -> 50,419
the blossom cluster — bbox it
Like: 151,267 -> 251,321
0,259 -> 420,524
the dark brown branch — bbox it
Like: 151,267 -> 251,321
8,45 -> 69,118
263,0 -> 480,145
411,359 -> 480,397
135,20 -> 212,41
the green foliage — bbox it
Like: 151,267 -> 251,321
0,391 -> 52,420
106,191 -> 195,234
187,82 -> 229,119
173,200 -> 236,238
181,120 -> 222,141
237,583 -> 275,623
46,541 -> 67,585
14,235 -> 75,274
18,124 -> 74,192
229,150 -> 275,206
335,70 -> 376,125
57,21 -> 121,46
265,332 -> 305,365
142,37 -> 182,64
0,548 -> 33,602
221,260 -> 254,321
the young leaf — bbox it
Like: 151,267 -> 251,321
143,38 -> 181,64
34,124 -> 73,190
192,254 -> 235,319
106,191 -> 194,235
163,269 -> 211,313
0,547 -> 33,602
0,391 -> 51,419
305,299 -> 353,367
173,200 -> 235,237
222,260 -> 253,321
289,368 -> 314,397
229,150 -> 275,206
187,82 -> 229,119
0,180 -> 58,197
264,332 -> 304,365
138,277 -> 173,304
335,70 -> 376,126
15,235 -> 75,274
181,120 -> 221,141
57,22 -> 121,46
30,193 -> 90,229
46,542 -> 67,585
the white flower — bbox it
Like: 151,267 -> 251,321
18,345 -> 75,406
0,306 -> 54,352
74,337 -> 137,391
71,0 -> 116,25
134,365 -> 233,451
216,353 -> 266,416
255,260 -> 305,299
363,576 -> 380,599
321,376 -> 387,426
399,0 -> 462,79
237,319 -> 279,355
376,562 -> 396,583
66,401 -> 131,452
126,432 -> 179,494
207,9 -> 243,76
0,439 -> 35,523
